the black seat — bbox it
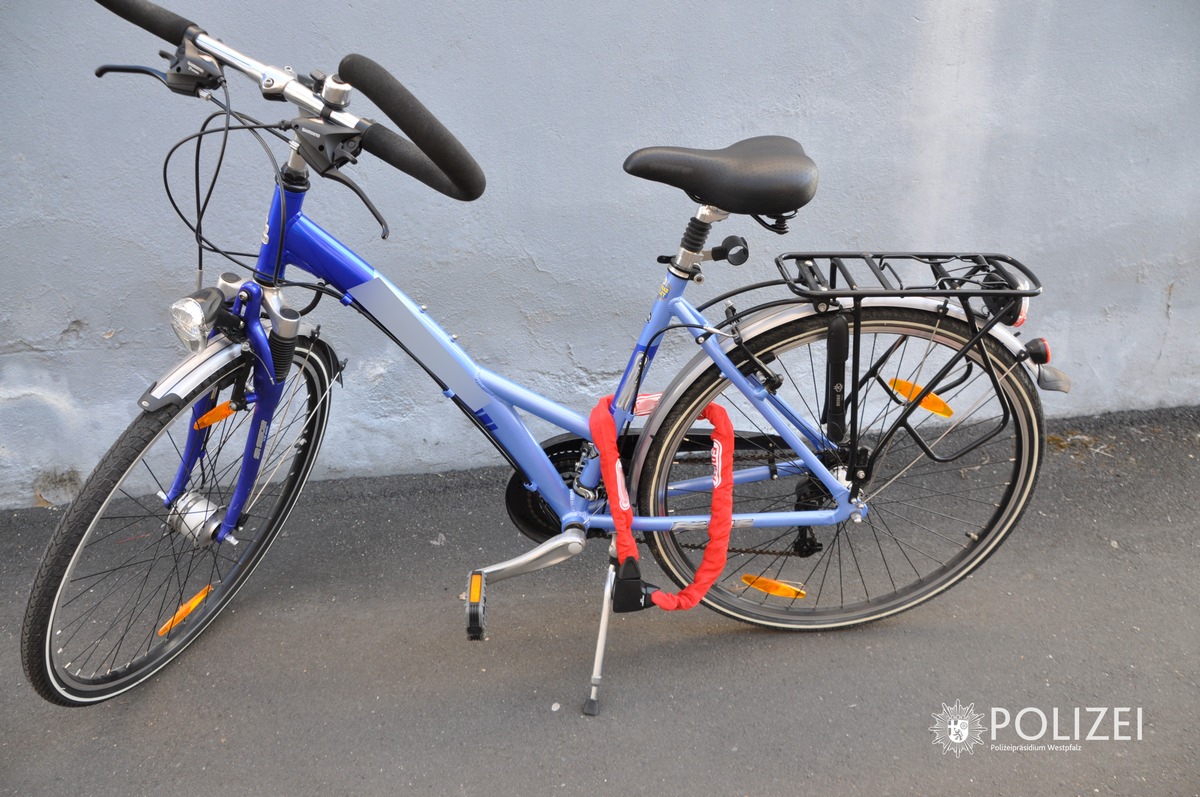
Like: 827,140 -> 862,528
623,135 -> 818,216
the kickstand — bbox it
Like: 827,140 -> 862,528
583,555 -> 617,716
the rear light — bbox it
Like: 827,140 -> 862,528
1024,338 -> 1051,364
1011,296 -> 1029,328
982,274 -> 1029,327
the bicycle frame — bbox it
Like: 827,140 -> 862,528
182,180 -> 863,540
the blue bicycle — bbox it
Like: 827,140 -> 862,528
23,0 -> 1070,711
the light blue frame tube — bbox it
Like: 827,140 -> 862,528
251,187 -> 859,532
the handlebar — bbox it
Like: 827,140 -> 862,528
95,0 -> 199,44
340,55 -> 485,202
93,0 -> 485,202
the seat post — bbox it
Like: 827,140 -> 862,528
669,204 -> 729,281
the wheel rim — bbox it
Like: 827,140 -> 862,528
645,311 -> 1041,628
44,344 -> 330,699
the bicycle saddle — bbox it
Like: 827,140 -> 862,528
623,135 -> 818,217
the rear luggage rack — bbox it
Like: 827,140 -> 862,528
776,252 -> 1041,301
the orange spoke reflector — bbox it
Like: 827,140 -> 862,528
741,574 -> 807,599
158,585 -> 214,637
194,401 -> 236,430
888,379 -> 953,417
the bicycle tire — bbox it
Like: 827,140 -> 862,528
22,335 -> 336,705
637,306 -> 1043,629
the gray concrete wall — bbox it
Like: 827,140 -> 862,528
2,0 -> 1197,508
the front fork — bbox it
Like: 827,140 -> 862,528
163,281 -> 296,544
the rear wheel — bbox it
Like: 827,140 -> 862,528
22,336 -> 335,705
638,307 -> 1042,629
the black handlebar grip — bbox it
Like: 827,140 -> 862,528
95,0 -> 200,44
339,54 -> 485,202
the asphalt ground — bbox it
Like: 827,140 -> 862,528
2,408 -> 1198,796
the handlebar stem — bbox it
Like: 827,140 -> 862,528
193,32 -> 364,131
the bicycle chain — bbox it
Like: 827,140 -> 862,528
678,541 -> 805,557
660,449 -> 842,559
635,527 -> 801,557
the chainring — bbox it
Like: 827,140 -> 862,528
503,436 -> 587,544
504,432 -> 643,543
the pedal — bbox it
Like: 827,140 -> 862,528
611,558 -> 658,613
466,570 -> 486,640
464,526 -> 588,640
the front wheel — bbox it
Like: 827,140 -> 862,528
638,307 -> 1043,630
21,335 -> 336,705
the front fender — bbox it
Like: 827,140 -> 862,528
137,335 -> 244,413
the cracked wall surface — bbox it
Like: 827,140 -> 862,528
1,0 -> 1197,508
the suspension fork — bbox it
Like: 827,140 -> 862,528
163,282 -> 289,543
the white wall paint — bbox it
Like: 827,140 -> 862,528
2,0 -> 1197,507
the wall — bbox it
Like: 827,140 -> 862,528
1,0 -> 1197,507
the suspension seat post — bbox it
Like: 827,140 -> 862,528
680,216 -> 712,253
669,204 -> 729,281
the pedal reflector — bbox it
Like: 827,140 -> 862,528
887,379 -> 952,417
466,571 -> 486,640
194,401 -> 236,430
158,584 -> 214,636
741,574 -> 807,599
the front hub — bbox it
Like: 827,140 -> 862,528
164,491 -> 224,547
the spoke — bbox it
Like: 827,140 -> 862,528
61,531 -> 181,673
870,480 -> 1014,513
83,484 -> 174,547
870,503 -> 975,548
840,522 -> 870,603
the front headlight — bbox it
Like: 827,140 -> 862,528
170,297 -> 210,353
169,287 -> 225,354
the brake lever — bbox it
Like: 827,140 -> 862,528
324,168 -> 390,239
288,117 -> 390,238
95,39 -> 221,97
95,64 -> 170,87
